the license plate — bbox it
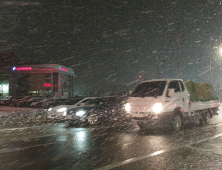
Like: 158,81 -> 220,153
132,114 -> 147,118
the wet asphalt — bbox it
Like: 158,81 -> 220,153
1,107 -> 222,170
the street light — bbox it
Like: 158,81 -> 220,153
210,46 -> 222,85
219,48 -> 222,56
210,57 -> 212,84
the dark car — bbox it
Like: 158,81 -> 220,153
12,96 -> 33,106
17,97 -> 43,107
0,96 -> 22,105
63,98 -> 84,105
65,96 -> 126,125
30,98 -> 54,108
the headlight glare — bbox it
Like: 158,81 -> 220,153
63,111 -> 67,116
125,103 -> 131,112
152,103 -> 162,114
76,110 -> 86,116
57,108 -> 67,112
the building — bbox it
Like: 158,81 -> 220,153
0,52 -> 24,99
10,64 -> 74,98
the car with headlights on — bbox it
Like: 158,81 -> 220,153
47,97 -> 95,120
65,96 -> 126,125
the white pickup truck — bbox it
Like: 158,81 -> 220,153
125,79 -> 220,130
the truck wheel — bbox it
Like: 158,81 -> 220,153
171,114 -> 183,131
203,112 -> 211,124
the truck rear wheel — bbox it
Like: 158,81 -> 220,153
171,114 -> 183,131
203,112 -> 211,124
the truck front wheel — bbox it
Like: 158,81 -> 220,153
171,114 -> 183,131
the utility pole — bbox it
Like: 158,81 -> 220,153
176,27 -> 181,79
156,59 -> 170,79
210,57 -> 212,84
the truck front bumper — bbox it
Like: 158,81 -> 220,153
126,112 -> 174,129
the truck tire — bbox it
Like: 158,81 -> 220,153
171,113 -> 183,131
203,112 -> 211,124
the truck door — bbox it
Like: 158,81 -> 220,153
167,80 -> 188,113
178,80 -> 189,113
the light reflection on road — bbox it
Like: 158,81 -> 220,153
73,128 -> 90,151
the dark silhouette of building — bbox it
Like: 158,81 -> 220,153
0,52 -> 24,81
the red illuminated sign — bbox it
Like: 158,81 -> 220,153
44,83 -> 51,87
16,67 -> 32,70
60,67 -> 68,72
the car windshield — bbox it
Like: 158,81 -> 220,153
1,1 -> 222,170
84,98 -> 104,106
76,99 -> 93,106
132,81 -> 166,97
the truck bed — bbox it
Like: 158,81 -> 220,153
190,100 -> 220,111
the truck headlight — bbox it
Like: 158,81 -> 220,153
152,103 -> 162,114
57,108 -> 67,112
125,103 -> 131,112
76,110 -> 86,116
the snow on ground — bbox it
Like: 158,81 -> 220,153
0,106 -> 42,111
0,106 -> 45,117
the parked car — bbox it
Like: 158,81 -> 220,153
65,96 -> 126,125
12,96 -> 33,106
47,97 -> 96,120
17,97 -> 43,107
3,96 -> 23,106
0,99 -> 5,105
30,98 -> 54,108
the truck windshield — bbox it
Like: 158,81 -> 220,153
132,81 -> 166,97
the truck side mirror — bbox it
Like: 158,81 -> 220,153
168,89 -> 175,97
129,91 -> 133,96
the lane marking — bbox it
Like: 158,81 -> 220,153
185,145 -> 222,156
185,145 -> 212,152
95,131 -> 222,170
95,146 -> 186,170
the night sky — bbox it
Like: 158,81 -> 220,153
1,0 -> 222,96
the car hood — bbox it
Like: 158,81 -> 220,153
51,105 -> 76,111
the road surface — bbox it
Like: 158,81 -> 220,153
1,106 -> 222,169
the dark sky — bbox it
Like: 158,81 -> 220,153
1,0 -> 222,95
